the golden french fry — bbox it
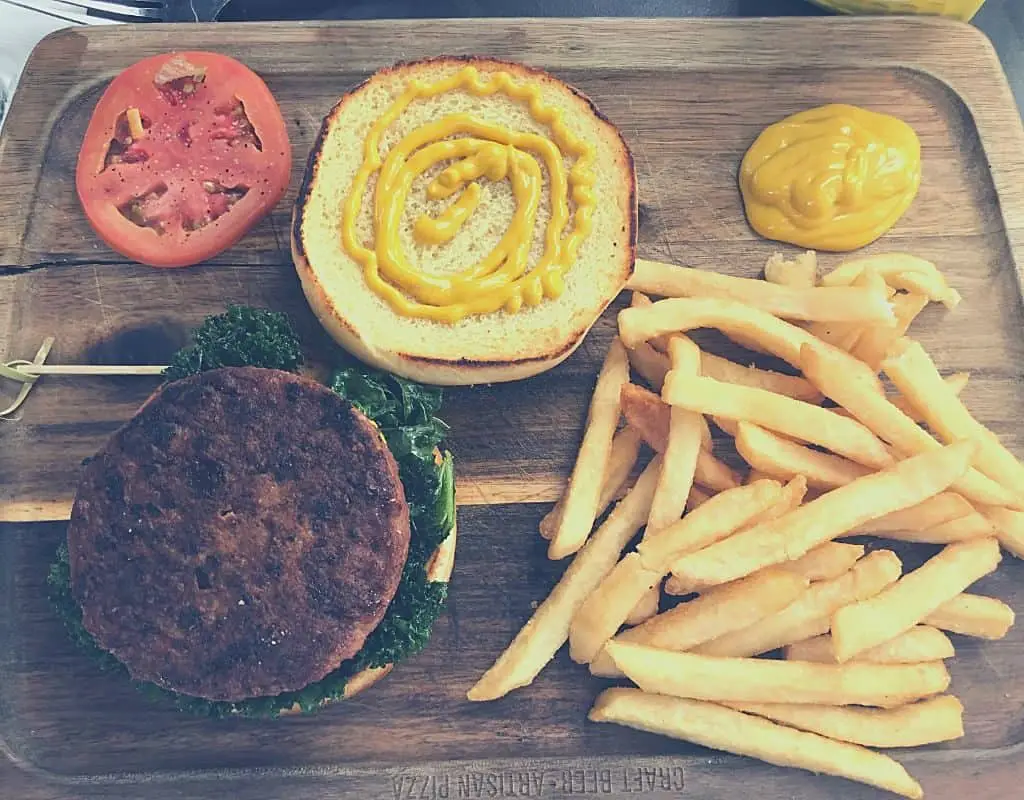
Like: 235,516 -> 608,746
590,566 -> 808,678
626,342 -> 669,389
569,553 -> 663,664
647,338 -> 703,532
687,486 -> 712,510
764,251 -> 817,289
693,550 -> 901,658
781,542 -> 865,582
726,695 -> 964,749
628,258 -> 895,324
663,474 -> 810,597
820,253 -> 960,309
851,292 -> 930,370
872,512 -> 994,545
785,626 -> 955,665
549,338 -> 631,560
801,341 -> 1021,509
671,440 -> 975,591
700,351 -> 822,403
890,372 -> 969,422
804,268 -> 890,355
882,338 -> 1024,502
831,537 -> 1001,662
605,642 -> 950,708
540,425 -> 644,540
620,383 -> 712,452
979,505 -> 1024,558
856,492 -> 974,534
629,291 -> 673,352
638,480 -> 783,570
573,478 -> 784,665
618,296 -> 818,369
663,373 -> 893,469
745,468 -> 776,485
624,583 -> 661,626
923,593 -> 1016,639
735,421 -> 871,489
589,689 -> 924,800
467,457 -> 663,701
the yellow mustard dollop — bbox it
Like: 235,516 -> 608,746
739,104 -> 921,252
340,66 -> 597,323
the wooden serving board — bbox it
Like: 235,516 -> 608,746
2,16 -> 1024,800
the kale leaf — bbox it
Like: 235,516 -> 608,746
162,305 -> 303,382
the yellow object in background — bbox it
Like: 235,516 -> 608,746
739,104 -> 921,252
807,0 -> 986,21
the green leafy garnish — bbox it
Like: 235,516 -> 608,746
162,305 -> 303,382
49,313 -> 455,718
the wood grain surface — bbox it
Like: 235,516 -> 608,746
1,16 -> 1024,800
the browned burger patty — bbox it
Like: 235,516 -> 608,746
66,367 -> 411,702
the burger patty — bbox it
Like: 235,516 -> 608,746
66,367 -> 411,702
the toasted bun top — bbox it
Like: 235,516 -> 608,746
292,56 -> 636,385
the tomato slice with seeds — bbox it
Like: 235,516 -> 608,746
76,51 -> 291,268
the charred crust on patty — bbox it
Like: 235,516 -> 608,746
66,367 -> 411,702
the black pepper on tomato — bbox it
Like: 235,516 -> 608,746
75,51 -> 291,268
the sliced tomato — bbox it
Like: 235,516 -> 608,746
76,51 -> 291,268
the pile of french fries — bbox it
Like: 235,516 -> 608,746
468,252 -> 1021,799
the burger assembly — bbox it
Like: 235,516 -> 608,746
41,47 -> 1021,798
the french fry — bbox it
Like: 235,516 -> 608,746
540,425 -> 644,540
629,291 -> 674,352
624,583 -> 660,625
785,626 -> 955,665
890,372 -> 969,422
621,384 -> 740,492
647,338 -> 703,532
626,342 -> 669,389
855,492 -> 974,534
620,383 -> 712,452
627,258 -> 895,324
803,268 -> 890,354
872,513 -> 994,545
573,480 -> 786,665
781,542 -> 865,582
638,480 -> 784,570
923,593 -> 1016,640
605,642 -> 950,708
549,338 -> 630,560
693,550 -> 902,658
670,440 -> 975,591
801,341 -> 1021,509
726,695 -> 964,748
700,351 -> 822,403
568,553 -> 663,664
820,253 -> 961,309
882,338 -> 1024,501
618,296 -> 819,369
687,486 -> 712,510
764,251 -> 817,289
665,476 -> 808,595
745,468 -> 775,485
735,421 -> 871,489
467,457 -> 663,701
851,292 -> 930,370
590,566 -> 808,678
663,373 -> 894,469
589,689 -> 924,800
831,537 -> 1002,662
979,505 -> 1024,558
